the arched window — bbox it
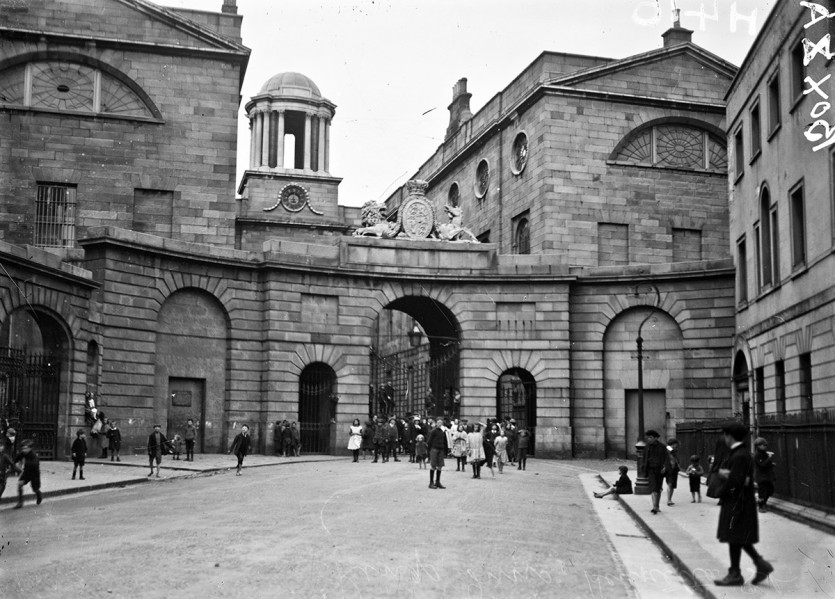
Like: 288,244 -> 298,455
611,121 -> 727,172
474,159 -> 490,199
759,186 -> 779,288
510,131 -> 529,175
513,216 -> 530,254
448,182 -> 460,207
0,60 -> 157,119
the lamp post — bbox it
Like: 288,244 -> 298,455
407,324 -> 422,348
633,283 -> 660,496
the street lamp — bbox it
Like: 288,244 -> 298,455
407,324 -> 422,348
633,283 -> 660,496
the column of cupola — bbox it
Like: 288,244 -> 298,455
248,105 -> 331,173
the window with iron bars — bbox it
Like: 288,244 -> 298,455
34,184 -> 77,248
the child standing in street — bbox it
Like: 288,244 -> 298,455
414,434 -> 428,469
171,433 -> 183,460
753,438 -> 776,512
686,454 -> 704,502
71,430 -> 87,480
517,427 -> 530,471
13,439 -> 42,508
107,420 -> 121,462
493,429 -> 509,474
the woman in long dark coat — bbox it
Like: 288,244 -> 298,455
713,422 -> 773,587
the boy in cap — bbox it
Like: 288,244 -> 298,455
427,418 -> 449,489
229,424 -> 251,475
147,424 -> 170,478
13,439 -> 42,508
71,429 -> 87,480
641,429 -> 669,514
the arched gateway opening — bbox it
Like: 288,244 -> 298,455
370,297 -> 460,419
496,368 -> 537,455
299,362 -> 337,453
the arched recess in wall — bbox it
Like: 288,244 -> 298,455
496,368 -> 536,455
298,362 -> 337,454
0,306 -> 72,458
603,307 -> 684,459
155,288 -> 229,454
732,350 -> 750,427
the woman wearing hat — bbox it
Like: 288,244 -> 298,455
753,437 -> 776,513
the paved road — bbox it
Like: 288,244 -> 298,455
3,458 -> 645,599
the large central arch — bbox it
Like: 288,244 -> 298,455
370,296 -> 461,418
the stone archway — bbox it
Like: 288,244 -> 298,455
496,368 -> 537,455
156,288 -> 229,453
603,307 -> 684,458
370,296 -> 460,419
0,307 -> 71,458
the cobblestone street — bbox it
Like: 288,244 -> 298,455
3,458 -> 642,599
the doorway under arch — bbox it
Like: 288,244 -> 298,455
0,307 -> 70,458
370,296 -> 460,419
299,362 -> 337,453
496,368 -> 537,455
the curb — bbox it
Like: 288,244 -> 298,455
596,473 -> 718,599
1,457 -> 349,505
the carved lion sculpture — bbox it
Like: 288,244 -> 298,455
436,204 -> 478,242
353,200 -> 400,238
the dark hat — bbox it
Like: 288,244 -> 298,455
722,421 -> 749,441
644,429 -> 660,438
753,437 -> 768,447
76,429 -> 86,436
20,439 -> 34,448
5,427 -> 16,436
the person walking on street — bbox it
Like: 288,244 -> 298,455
713,422 -> 773,587
184,418 -> 197,461
753,437 -> 776,513
229,425 -> 251,476
71,430 -> 87,480
426,418 -> 449,489
147,423 -> 170,478
665,438 -> 681,506
107,420 -> 122,462
0,427 -> 17,499
517,426 -> 531,470
641,429 -> 669,514
13,439 -> 42,508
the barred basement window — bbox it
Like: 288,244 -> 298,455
34,184 -> 77,248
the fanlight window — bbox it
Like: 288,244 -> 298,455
613,124 -> 727,172
0,61 -> 154,118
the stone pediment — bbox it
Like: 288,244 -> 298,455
0,0 -> 248,54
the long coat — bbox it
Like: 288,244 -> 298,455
716,443 -> 758,545
231,432 -> 251,457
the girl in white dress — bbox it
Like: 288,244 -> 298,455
347,418 -> 363,463
466,423 -> 485,479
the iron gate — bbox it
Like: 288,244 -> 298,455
299,363 -> 336,453
0,348 -> 61,459
497,368 -> 537,455
370,343 -> 460,418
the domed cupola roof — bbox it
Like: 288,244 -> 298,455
258,72 -> 322,99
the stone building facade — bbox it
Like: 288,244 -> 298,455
0,0 -> 738,459
727,1 -> 835,417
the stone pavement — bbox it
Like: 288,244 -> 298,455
0,453 -> 343,505
594,472 -> 835,599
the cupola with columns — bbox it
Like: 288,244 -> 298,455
237,72 -> 353,250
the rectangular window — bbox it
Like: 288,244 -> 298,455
799,352 -> 813,411
672,227 -> 701,262
133,189 -> 174,237
767,71 -> 781,134
34,184 -> 77,248
734,126 -> 744,180
737,237 -> 748,304
790,183 -> 807,268
755,366 -> 765,416
750,101 -> 762,159
597,223 -> 629,266
775,360 -> 786,415
769,205 -> 780,283
791,39 -> 806,105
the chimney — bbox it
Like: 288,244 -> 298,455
446,78 -> 473,140
662,8 -> 693,47
221,0 -> 237,14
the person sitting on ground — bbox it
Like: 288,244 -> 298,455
594,465 -> 633,498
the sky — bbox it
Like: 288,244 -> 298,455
161,0 -> 774,207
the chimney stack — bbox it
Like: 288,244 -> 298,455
446,78 -> 473,140
662,9 -> 693,47
221,0 -> 237,14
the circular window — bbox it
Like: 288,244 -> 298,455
474,159 -> 489,199
510,131 -> 528,175
448,182 -> 460,207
